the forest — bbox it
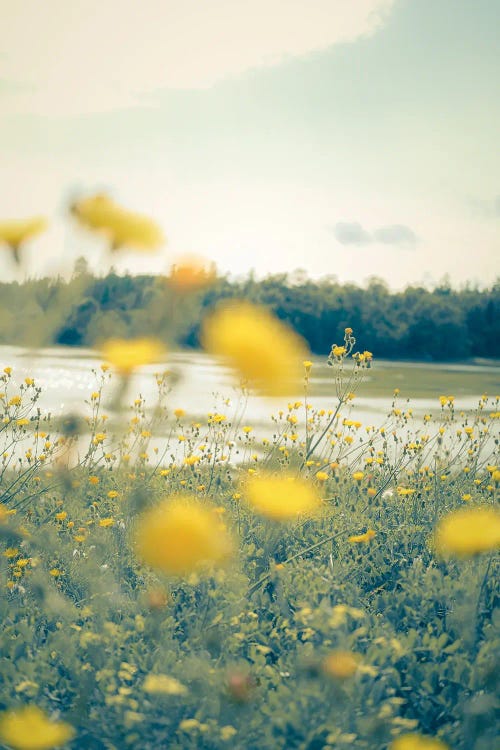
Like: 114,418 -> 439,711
1,261 -> 499,361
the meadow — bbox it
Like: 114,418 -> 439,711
0,204 -> 499,750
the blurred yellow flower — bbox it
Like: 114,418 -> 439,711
99,518 -> 114,528
0,217 -> 48,263
167,255 -> 216,292
244,474 -> 321,521
348,529 -> 376,543
322,650 -> 360,679
142,674 -> 187,695
71,193 -> 164,252
101,338 -> 165,375
352,471 -> 365,481
0,705 -> 74,750
201,301 -> 308,397
390,733 -> 449,750
134,495 -> 234,576
434,506 -> 500,557
220,725 -> 238,741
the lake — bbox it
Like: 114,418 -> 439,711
1,345 -> 499,434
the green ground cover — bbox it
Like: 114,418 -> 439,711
0,351 -> 498,750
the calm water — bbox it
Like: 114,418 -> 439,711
1,345 -> 499,432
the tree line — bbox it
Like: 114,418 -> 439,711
1,262 -> 498,361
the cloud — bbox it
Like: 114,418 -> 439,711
332,222 -> 373,245
1,0 -> 396,115
331,221 -> 417,247
468,196 -> 500,219
373,224 -> 417,246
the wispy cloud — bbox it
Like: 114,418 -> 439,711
373,224 -> 417,246
330,221 -> 418,247
331,222 -> 373,245
468,195 -> 500,219
1,0 -> 396,115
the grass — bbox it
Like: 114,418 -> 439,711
0,354 -> 498,750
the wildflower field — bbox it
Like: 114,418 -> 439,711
0,207 -> 499,750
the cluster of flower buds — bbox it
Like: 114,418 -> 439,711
353,350 -> 373,368
327,327 -> 357,366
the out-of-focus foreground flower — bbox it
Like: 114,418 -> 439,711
201,301 -> 308,396
0,705 -> 75,750
0,217 -> 48,263
322,650 -> 360,680
434,505 -> 500,557
101,338 -> 166,376
71,193 -> 164,251
134,495 -> 234,576
167,255 -> 216,292
390,733 -> 449,750
244,473 -> 321,521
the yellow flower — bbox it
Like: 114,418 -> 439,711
244,474 -> 321,521
332,345 -> 346,358
183,455 -> 200,466
167,255 -> 216,291
434,506 -> 500,557
0,706 -> 74,750
49,568 -> 62,577
8,396 -> 22,407
174,408 -> 185,418
55,512 -> 67,521
99,518 -> 114,528
390,733 -> 449,750
352,471 -> 364,481
348,529 -> 376,543
397,487 -> 416,496
0,217 -> 48,263
142,674 -> 188,695
220,725 -> 238,741
322,650 -> 360,679
315,471 -> 329,482
3,548 -> 19,558
134,495 -> 234,576
101,338 -> 165,376
201,301 -> 308,397
71,193 -> 164,251
88,476 -> 99,485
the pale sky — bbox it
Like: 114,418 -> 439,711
1,0 -> 499,288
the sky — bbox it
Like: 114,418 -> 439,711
1,0 -> 499,288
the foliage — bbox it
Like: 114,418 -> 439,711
1,264 -> 499,360
0,346 -> 498,750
